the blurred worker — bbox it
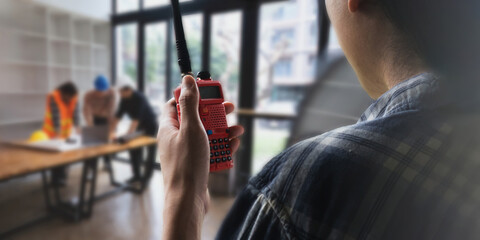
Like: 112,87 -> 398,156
83,75 -> 116,170
111,78 -> 158,186
83,75 -> 116,127
43,81 -> 80,187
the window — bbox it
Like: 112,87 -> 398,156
112,0 -> 323,185
252,119 -> 291,174
253,0 -> 318,174
273,59 -> 292,78
309,22 -> 318,46
169,14 -> 203,94
144,0 -> 192,9
272,4 -> 298,20
308,55 -> 317,76
271,29 -> 295,48
210,11 -> 243,123
116,0 -> 139,13
256,1 -> 318,114
116,24 -> 138,86
328,27 -> 342,51
145,22 -> 167,115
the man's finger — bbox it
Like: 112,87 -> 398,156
178,75 -> 201,129
160,98 -> 179,128
230,138 -> 241,154
223,102 -> 235,115
228,125 -> 244,139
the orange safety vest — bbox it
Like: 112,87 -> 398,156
42,90 -> 78,139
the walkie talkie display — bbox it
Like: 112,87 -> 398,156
170,0 -> 233,172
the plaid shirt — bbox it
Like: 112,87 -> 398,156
217,73 -> 480,239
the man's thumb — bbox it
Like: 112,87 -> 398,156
179,75 -> 200,125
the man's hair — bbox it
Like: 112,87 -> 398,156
120,85 -> 133,92
375,0 -> 480,96
57,81 -> 78,97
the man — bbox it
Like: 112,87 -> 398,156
83,75 -> 116,170
159,0 -> 480,239
111,79 -> 158,185
83,75 -> 116,127
43,81 -> 80,186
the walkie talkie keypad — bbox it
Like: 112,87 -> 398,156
208,135 -> 234,171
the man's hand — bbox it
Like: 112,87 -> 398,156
158,75 -> 244,240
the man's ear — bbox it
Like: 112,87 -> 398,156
348,0 -> 361,13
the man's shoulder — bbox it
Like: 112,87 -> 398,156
249,111 -> 435,204
250,124 -> 376,193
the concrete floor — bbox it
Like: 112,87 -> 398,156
0,161 -> 235,240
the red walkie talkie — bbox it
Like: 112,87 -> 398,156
170,0 -> 233,172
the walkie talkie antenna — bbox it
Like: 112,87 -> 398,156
171,0 -> 192,77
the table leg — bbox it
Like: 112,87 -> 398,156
76,158 -> 98,219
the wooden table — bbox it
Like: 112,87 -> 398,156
0,137 -> 158,238
0,137 -> 157,181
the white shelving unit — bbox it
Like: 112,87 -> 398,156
0,0 -> 111,125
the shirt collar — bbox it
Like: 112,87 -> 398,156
358,73 -> 440,123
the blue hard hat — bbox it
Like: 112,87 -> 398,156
94,75 -> 110,91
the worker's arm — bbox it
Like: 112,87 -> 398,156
109,118 -> 119,141
107,90 -> 117,124
127,120 -> 139,134
111,97 -> 125,140
73,101 -> 81,134
158,76 -> 244,240
49,96 -> 64,139
83,93 -> 94,126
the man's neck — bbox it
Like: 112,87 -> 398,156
381,49 -> 429,90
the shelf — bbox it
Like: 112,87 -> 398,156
93,44 -> 107,50
0,91 -> 47,95
2,0 -> 110,125
1,60 -> 47,67
6,28 -> 47,39
74,66 -> 91,71
50,37 -> 71,43
51,64 -> 71,69
0,118 -> 44,126
73,41 -> 91,46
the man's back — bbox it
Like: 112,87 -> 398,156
217,74 -> 480,239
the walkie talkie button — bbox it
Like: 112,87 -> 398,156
226,150 -> 231,154
221,151 -> 225,155
216,158 -> 221,163
213,145 -> 218,150
225,144 -> 230,148
212,139 -> 217,144
210,153 -> 213,157
227,156 -> 232,161
219,145 -> 224,149
222,157 -> 227,162
210,159 -> 215,164
218,138 -> 223,143
207,130 -> 213,135
224,138 -> 229,142
215,152 -> 220,156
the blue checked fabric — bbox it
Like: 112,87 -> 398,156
216,73 -> 480,239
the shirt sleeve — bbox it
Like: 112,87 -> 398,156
107,91 -> 117,117
115,99 -> 125,119
128,94 -> 144,120
49,96 -> 60,133
73,101 -> 80,127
